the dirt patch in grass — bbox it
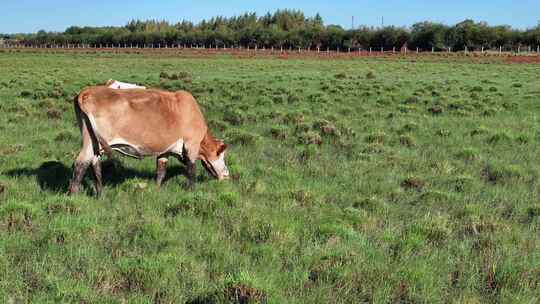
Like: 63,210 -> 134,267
505,56 -> 540,64
401,177 -> 426,192
224,284 -> 267,304
428,105 -> 443,115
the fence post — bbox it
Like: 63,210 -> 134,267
416,47 -> 419,54
393,47 -> 395,53
380,46 -> 383,53
369,47 -> 372,55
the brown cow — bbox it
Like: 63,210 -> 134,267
68,86 -> 229,195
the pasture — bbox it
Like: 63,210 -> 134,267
0,51 -> 539,303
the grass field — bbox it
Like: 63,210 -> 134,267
0,51 -> 540,303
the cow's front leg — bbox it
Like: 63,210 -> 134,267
185,159 -> 196,190
182,143 -> 199,190
156,157 -> 168,188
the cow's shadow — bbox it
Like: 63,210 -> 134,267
4,159 -> 195,193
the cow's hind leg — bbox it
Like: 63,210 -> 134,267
69,115 -> 99,195
91,156 -> 103,196
156,157 -> 168,188
69,145 -> 93,195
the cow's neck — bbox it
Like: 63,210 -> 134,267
199,131 -> 219,159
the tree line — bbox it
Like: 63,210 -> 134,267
2,10 -> 540,51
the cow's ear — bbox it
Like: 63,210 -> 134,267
217,143 -> 228,155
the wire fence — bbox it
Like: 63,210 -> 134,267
1,43 -> 539,56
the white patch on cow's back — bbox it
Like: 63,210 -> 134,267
108,80 -> 146,90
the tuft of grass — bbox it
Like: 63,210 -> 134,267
512,82 -> 523,88
482,162 -> 527,184
269,125 -> 289,140
313,119 -> 341,137
403,96 -> 420,104
527,206 -> 540,222
223,109 -> 247,126
334,72 -> 347,79
298,131 -> 323,145
226,130 -> 261,145
470,86 -> 484,92
456,147 -> 480,161
399,135 -> 416,147
452,175 -> 475,192
487,132 -> 512,145
46,109 -> 62,120
516,134 -> 530,144
436,129 -> 451,137
365,132 -> 386,144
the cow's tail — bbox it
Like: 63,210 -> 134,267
74,92 -> 113,158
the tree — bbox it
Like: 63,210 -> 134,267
410,22 -> 448,50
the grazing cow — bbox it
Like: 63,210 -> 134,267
68,86 -> 229,195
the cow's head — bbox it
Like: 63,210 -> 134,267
199,134 -> 230,180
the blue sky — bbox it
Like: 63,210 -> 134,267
1,0 -> 539,33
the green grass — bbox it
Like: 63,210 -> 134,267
1,52 -> 540,303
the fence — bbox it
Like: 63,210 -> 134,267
1,43 -> 539,56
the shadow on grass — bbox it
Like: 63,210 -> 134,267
4,161 -> 71,192
4,159 -> 197,193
